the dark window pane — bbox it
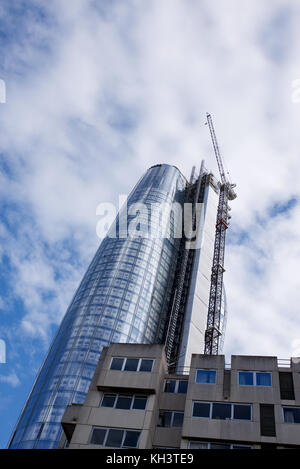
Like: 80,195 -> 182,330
196,370 -> 216,384
158,411 -> 172,427
212,403 -> 231,420
90,428 -> 106,445
238,372 -> 253,386
283,407 -> 300,424
139,359 -> 153,372
193,402 -> 210,418
115,396 -> 132,410
210,443 -> 231,449
132,396 -> 147,410
256,373 -> 272,387
234,405 -> 251,420
189,442 -> 208,449
164,380 -> 176,393
105,429 -> 123,447
232,445 -> 252,449
279,373 -> 295,400
124,358 -> 139,372
110,358 -> 124,371
123,431 -> 140,448
178,381 -> 188,394
260,404 -> 276,436
173,412 -> 184,427
101,394 -> 116,408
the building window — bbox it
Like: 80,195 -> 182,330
101,393 -> 147,410
283,407 -> 300,424
212,403 -> 231,420
158,411 -> 184,427
101,394 -> 116,408
256,372 -> 272,386
192,402 -> 252,421
233,404 -> 252,421
110,357 -> 124,371
90,427 -> 140,448
279,372 -> 295,400
110,357 -> 154,373
164,380 -> 188,394
192,402 -> 211,418
188,441 -> 252,450
238,371 -> 272,387
260,404 -> 276,436
195,369 -> 217,384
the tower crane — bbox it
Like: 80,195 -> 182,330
204,113 -> 237,355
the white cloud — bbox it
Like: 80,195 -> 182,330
0,0 -> 300,360
0,372 -> 20,388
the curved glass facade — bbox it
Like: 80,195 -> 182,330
9,164 -> 186,449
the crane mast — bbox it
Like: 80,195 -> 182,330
204,113 -> 237,355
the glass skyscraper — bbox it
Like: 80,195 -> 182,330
8,163 -> 227,449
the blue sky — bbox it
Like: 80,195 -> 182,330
1,0 -> 300,448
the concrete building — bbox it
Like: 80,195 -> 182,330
60,343 -> 300,449
9,163 -> 226,449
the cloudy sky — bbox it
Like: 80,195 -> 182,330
1,0 -> 300,448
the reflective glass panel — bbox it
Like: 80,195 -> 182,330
110,358 -> 124,371
212,403 -> 231,420
196,370 -> 216,384
164,380 -> 176,393
101,394 -> 116,408
238,372 -> 254,386
124,358 -> 139,372
233,405 -> 251,421
283,407 -> 300,424
90,428 -> 106,446
193,403 -> 210,418
139,359 -> 153,372
123,431 -> 140,448
115,396 -> 132,410
132,396 -> 147,410
105,429 -> 123,448
178,381 -> 188,394
256,372 -> 272,387
210,443 -> 231,449
173,412 -> 184,427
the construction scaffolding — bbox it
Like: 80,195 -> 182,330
165,164 -> 207,370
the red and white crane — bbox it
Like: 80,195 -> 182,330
204,113 -> 237,355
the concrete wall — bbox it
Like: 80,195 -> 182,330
60,344 -> 300,449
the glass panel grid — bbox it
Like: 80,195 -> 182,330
9,165 -> 186,448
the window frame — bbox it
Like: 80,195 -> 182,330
100,393 -> 148,411
192,401 -> 252,421
238,371 -> 272,387
89,427 -> 141,448
110,357 -> 154,373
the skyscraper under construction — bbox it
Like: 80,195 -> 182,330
9,159 -> 230,449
